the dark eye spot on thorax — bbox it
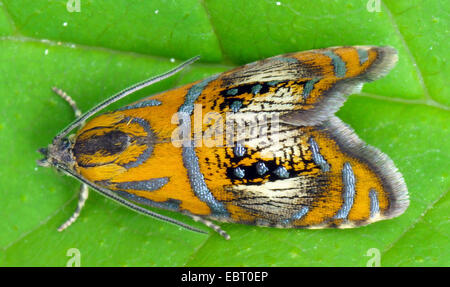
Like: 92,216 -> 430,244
73,130 -> 129,157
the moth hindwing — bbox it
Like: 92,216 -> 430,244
38,46 -> 408,239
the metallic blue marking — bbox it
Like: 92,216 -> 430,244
226,88 -> 238,95
234,143 -> 246,157
369,189 -> 380,217
234,167 -> 245,179
118,99 -> 161,111
282,206 -> 309,225
308,137 -> 330,172
115,190 -> 181,211
292,206 -> 309,220
322,51 -> 347,78
115,177 -> 169,191
121,117 -> 154,169
182,143 -> 229,216
334,162 -> 356,219
230,100 -> 243,112
251,84 -> 262,95
256,162 -> 269,175
179,74 -> 220,114
267,80 -> 280,86
302,78 -> 320,100
357,48 -> 369,65
274,166 -> 289,179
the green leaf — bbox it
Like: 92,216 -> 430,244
0,0 -> 448,266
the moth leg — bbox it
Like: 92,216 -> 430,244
52,87 -> 82,118
58,183 -> 89,232
188,214 -> 230,240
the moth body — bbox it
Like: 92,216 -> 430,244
38,46 -> 409,239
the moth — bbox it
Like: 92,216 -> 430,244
37,46 -> 409,240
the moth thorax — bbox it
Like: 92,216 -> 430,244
72,116 -> 156,170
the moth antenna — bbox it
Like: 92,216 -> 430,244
53,55 -> 200,142
57,164 -> 208,236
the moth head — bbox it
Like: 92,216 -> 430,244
37,137 -> 76,170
